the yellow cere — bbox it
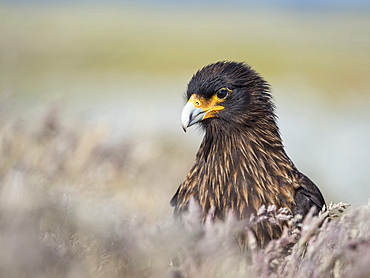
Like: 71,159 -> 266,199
188,93 -> 226,120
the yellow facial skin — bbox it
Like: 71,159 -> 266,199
187,94 -> 225,120
181,88 -> 231,131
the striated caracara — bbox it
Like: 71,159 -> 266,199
170,61 -> 326,247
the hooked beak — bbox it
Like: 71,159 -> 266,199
180,94 -> 225,132
181,102 -> 205,132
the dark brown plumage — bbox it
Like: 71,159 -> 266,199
171,61 -> 326,247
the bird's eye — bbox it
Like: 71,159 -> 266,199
216,88 -> 230,100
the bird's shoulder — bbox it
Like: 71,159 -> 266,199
170,187 -> 180,207
293,171 -> 326,217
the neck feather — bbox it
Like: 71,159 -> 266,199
180,121 -> 298,220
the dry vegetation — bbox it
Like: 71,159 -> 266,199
0,106 -> 369,278
1,3 -> 369,277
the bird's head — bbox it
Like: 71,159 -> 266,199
181,61 -> 274,132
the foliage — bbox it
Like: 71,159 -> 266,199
0,108 -> 369,278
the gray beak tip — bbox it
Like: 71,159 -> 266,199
181,101 -> 204,133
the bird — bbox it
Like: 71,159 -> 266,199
170,61 -> 326,247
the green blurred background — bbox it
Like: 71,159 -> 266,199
1,1 -> 369,210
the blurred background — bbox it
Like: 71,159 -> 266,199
1,0 -> 369,221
